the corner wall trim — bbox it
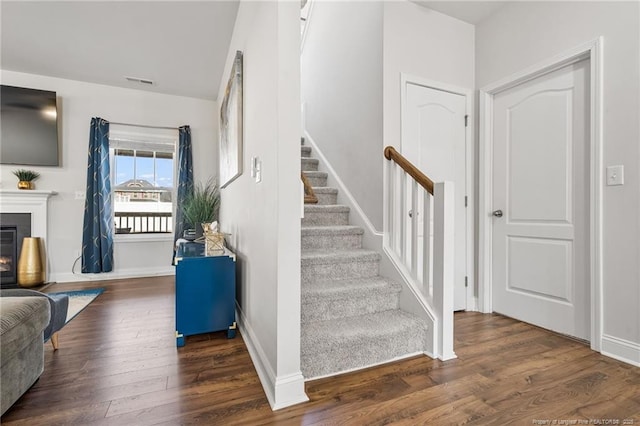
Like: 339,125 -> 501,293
601,334 -> 640,367
235,305 -> 308,411
272,373 -> 309,410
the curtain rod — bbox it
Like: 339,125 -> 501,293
109,121 -> 181,131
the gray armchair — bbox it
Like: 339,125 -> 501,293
0,289 -> 69,350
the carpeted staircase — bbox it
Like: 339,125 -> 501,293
300,140 -> 428,379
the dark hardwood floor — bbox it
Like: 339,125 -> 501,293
2,276 -> 639,425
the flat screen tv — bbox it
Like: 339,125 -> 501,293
1,85 -> 60,166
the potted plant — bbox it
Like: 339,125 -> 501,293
12,169 -> 40,190
182,179 -> 221,239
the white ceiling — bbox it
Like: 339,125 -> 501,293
1,1 -> 240,101
2,1 -> 504,101
414,1 -> 506,24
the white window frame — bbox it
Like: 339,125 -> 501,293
108,128 -> 178,241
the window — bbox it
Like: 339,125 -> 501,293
109,130 -> 177,235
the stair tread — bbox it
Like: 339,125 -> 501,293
304,204 -> 349,212
310,187 -> 338,194
301,249 -> 380,264
301,310 -> 425,349
301,158 -> 319,163
303,171 -> 327,177
301,225 -> 363,236
302,277 -> 401,299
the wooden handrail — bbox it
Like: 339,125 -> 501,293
301,173 -> 318,204
384,146 -> 434,195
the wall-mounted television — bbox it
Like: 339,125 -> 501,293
1,85 -> 60,166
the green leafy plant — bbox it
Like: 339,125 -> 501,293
182,179 -> 221,228
12,169 -> 40,182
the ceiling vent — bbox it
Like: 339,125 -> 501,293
125,76 -> 154,85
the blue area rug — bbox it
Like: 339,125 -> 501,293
47,288 -> 104,325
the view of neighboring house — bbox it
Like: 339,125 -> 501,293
113,179 -> 173,234
114,179 -> 172,204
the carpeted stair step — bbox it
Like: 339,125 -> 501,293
301,146 -> 312,158
301,225 -> 363,250
302,158 -> 319,172
301,249 -> 380,281
302,205 -> 349,226
302,277 -> 401,323
312,187 -> 338,205
303,171 -> 327,187
301,310 -> 428,379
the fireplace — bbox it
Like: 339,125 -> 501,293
0,213 -> 31,288
0,189 -> 55,284
0,227 -> 17,285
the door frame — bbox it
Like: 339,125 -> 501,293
400,73 -> 476,311
478,38 -> 603,351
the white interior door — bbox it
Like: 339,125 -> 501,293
403,83 -> 467,311
491,59 -> 590,340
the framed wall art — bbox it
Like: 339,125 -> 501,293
219,50 -> 243,188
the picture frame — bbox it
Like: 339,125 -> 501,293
219,50 -> 243,188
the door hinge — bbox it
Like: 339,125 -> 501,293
464,115 -> 468,127
465,196 -> 468,207
465,276 -> 468,287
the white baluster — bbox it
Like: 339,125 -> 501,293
410,179 -> 418,280
399,171 -> 406,264
423,191 -> 432,300
393,166 -> 403,255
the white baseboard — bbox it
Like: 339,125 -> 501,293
601,334 -> 640,367
235,305 -> 308,411
50,266 -> 175,283
272,372 -> 309,410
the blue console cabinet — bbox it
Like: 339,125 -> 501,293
174,242 -> 236,347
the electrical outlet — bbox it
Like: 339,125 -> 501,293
75,190 -> 85,200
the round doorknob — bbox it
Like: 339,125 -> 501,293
492,210 -> 503,218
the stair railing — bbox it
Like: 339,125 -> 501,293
383,146 -> 455,360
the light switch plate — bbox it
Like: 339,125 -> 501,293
251,157 -> 262,183
250,157 -> 257,178
606,165 -> 624,186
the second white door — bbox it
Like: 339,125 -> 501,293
403,82 -> 468,311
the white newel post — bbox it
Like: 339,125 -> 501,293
0,189 -> 57,282
432,181 -> 456,361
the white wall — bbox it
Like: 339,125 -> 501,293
383,1 -> 475,154
216,0 -> 306,410
383,2 -> 475,319
476,1 -> 640,361
301,1 -> 384,230
0,70 -> 217,282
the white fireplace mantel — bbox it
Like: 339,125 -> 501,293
0,190 -> 58,275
